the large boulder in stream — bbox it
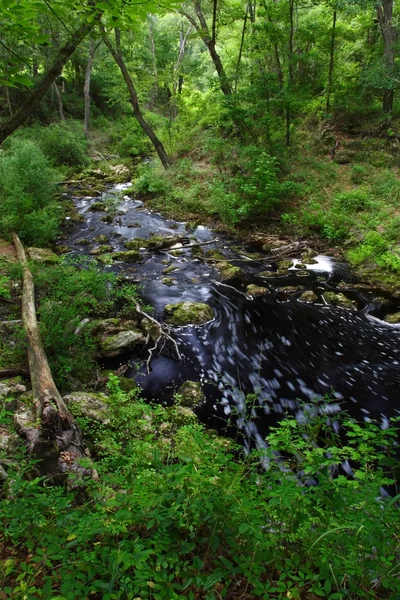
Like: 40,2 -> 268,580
100,330 -> 145,358
177,381 -> 205,407
246,284 -> 270,298
112,250 -> 142,263
164,302 -> 214,326
322,292 -> 357,309
215,261 -> 243,281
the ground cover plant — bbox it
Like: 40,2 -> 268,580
1,379 -> 399,600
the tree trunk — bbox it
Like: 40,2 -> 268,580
286,0 -> 295,146
377,0 -> 396,115
181,1 -> 232,96
172,24 -> 192,97
326,9 -> 337,114
234,5 -> 248,93
0,17 -> 97,145
12,234 -> 92,485
101,27 -> 171,169
53,81 -> 65,120
84,39 -> 98,138
147,17 -> 159,108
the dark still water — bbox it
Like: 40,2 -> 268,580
63,182 -> 400,445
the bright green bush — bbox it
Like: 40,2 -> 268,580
39,120 -> 90,168
334,188 -> 371,212
33,259 -> 116,388
0,139 -> 61,245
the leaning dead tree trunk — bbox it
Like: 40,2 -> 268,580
101,26 -> 171,169
12,234 -> 92,484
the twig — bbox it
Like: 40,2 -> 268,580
135,302 -> 182,365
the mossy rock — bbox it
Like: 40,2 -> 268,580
124,239 -> 143,251
246,284 -> 269,298
299,290 -> 319,303
90,202 -> 107,211
141,318 -> 161,341
162,277 -> 175,287
277,286 -> 304,295
276,259 -> 294,273
89,245 -> 113,255
383,311 -> 400,324
323,292 -> 357,309
215,261 -> 243,281
334,150 -> 356,164
96,254 -> 113,266
259,271 -> 277,278
100,330 -> 145,358
176,381 -> 205,408
75,238 -> 91,246
101,215 -> 114,224
94,234 -> 109,243
113,250 -> 142,263
127,222 -> 141,228
164,301 -> 214,326
205,249 -> 226,260
163,265 -> 178,275
64,392 -> 110,424
295,263 -> 307,269
27,248 -> 59,264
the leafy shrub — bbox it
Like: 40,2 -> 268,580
0,275 -> 11,299
347,231 -> 400,270
39,120 -> 90,168
371,169 -> 400,205
350,164 -> 368,184
0,139 -> 61,245
33,260 -> 116,388
133,163 -> 170,196
334,188 -> 371,212
1,385 -> 400,599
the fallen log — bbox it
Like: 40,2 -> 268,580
12,233 -> 93,485
0,368 -> 29,380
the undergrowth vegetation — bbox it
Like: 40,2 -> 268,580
1,378 -> 399,599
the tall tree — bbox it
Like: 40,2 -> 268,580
376,0 -> 397,115
180,0 -> 232,96
101,26 -> 171,169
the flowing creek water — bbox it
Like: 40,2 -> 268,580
61,181 -> 400,450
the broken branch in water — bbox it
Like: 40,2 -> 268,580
135,302 -> 181,373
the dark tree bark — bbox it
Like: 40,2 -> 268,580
181,1 -> 232,96
84,39 -> 100,138
377,0 -> 397,115
326,9 -> 337,114
12,234 -> 92,485
101,27 -> 171,169
0,17 -> 97,145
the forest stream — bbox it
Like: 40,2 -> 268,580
61,180 -> 400,450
